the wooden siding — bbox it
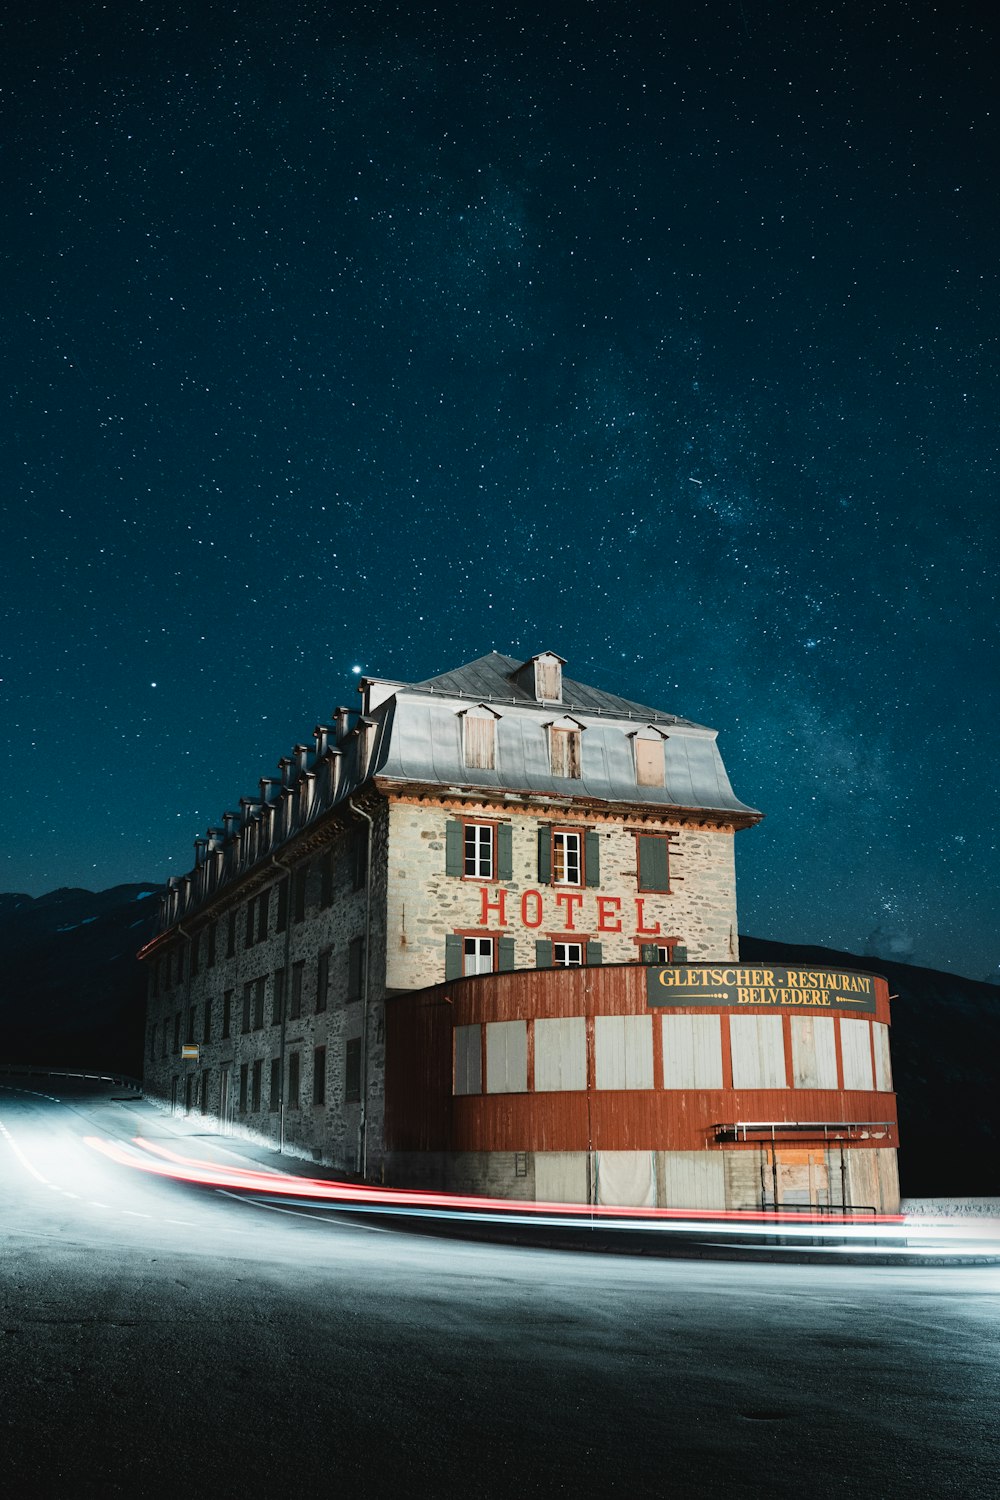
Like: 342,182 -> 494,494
383,965 -> 897,1155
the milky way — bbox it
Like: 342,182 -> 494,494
2,2 -> 997,980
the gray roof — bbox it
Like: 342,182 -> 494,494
409,651 -> 702,726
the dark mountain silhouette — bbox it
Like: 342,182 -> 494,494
0,884 -> 161,1078
740,935 -> 1000,1198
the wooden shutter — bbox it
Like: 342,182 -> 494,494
445,820 -> 464,876
537,826 -> 552,884
586,941 -> 603,966
535,939 -> 553,969
585,830 -> 601,887
673,944 -> 688,962
445,933 -> 463,980
497,823 -> 513,881
638,835 -> 669,892
498,936 -> 516,972
640,944 -> 658,963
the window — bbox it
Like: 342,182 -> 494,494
347,937 -> 365,1002
256,890 -> 269,942
287,1052 -> 300,1109
320,851 -> 334,908
550,726 -> 581,779
553,831 -> 581,886
242,983 -> 252,1034
203,999 -> 212,1044
200,1070 -> 211,1114
293,866 -> 307,923
446,820 -> 512,880
313,1046 -> 326,1107
206,923 -> 217,969
595,1015 -> 654,1090
553,942 -> 584,967
463,937 -> 494,976
251,1059 -> 262,1112
534,1018 -> 587,1092
272,970 -> 285,1025
222,989 -> 233,1039
276,880 -> 289,933
316,950 -> 330,1013
345,1038 -> 361,1103
245,900 -> 255,949
226,911 -> 237,959
462,708 -> 496,769
634,734 -> 665,787
253,976 -> 265,1031
637,834 -> 670,893
239,1062 -> 249,1113
351,829 -> 368,891
270,1057 -> 281,1111
290,961 -> 304,1020
485,1021 -> 528,1094
465,823 -> 494,879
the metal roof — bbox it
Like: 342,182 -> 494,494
407,651 -> 704,726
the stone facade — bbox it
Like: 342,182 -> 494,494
140,650 -> 761,1185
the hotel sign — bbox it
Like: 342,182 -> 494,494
646,965 -> 878,1014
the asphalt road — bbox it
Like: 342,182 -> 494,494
2,1080 -> 999,1499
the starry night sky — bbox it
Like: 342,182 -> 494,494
3,1 -> 997,980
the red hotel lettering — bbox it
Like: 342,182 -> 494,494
596,896 -> 622,933
554,892 -> 584,930
478,886 -> 508,926
634,897 -> 661,936
520,889 -> 544,928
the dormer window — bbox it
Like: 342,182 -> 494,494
632,727 -> 668,788
511,651 -> 565,703
548,716 -> 584,778
459,704 -> 500,769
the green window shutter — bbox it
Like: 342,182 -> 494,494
637,835 -> 669,892
445,821 -> 464,876
640,944 -> 657,963
537,826 -> 551,885
498,936 -> 516,972
585,830 -> 601,887
497,823 -> 513,881
673,944 -> 688,963
535,939 -> 553,969
445,933 -> 464,980
585,941 -> 603,966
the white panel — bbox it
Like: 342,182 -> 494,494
534,1017 -> 587,1092
534,1152 -> 589,1204
845,1148 -> 879,1210
661,1151 -> 726,1209
453,1024 -> 481,1096
485,1020 -> 527,1094
790,1015 -> 838,1089
840,1019 -> 874,1090
724,1150 -> 764,1211
876,1147 -> 900,1212
662,1014 -> 723,1089
873,1023 -> 893,1091
595,1015 -> 653,1090
729,1015 -> 786,1089
596,1150 -> 656,1207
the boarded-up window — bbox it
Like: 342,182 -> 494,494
485,1020 -> 528,1094
873,1022 -> 892,1092
344,1038 -> 361,1102
661,1014 -> 723,1089
535,655 -> 562,701
534,1017 -> 587,1091
595,1151 -> 656,1207
463,710 -> 496,769
791,1015 -> 838,1089
635,736 -> 665,787
729,1015 -> 786,1089
595,1015 -> 654,1090
840,1019 -> 874,1090
662,1151 -> 726,1210
637,834 -> 670,892
453,1024 -> 482,1096
550,727 -> 581,779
